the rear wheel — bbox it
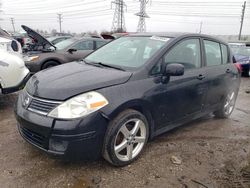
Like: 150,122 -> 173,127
214,90 -> 237,118
103,109 -> 149,166
42,61 -> 59,70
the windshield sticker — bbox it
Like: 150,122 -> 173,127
150,36 -> 170,42
0,61 -> 9,67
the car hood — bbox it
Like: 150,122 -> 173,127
21,25 -> 55,49
26,61 -> 132,100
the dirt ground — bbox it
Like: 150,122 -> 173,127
0,78 -> 250,188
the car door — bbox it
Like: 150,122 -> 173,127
66,40 -> 94,61
150,38 -> 209,129
202,39 -> 228,109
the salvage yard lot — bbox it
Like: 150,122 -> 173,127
0,78 -> 250,188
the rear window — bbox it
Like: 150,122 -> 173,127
204,40 -> 222,66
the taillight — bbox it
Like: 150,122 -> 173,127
234,62 -> 242,73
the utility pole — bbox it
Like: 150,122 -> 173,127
57,13 -> 62,33
135,0 -> 150,32
10,18 -> 15,32
111,0 -> 126,32
238,1 -> 246,40
199,21 -> 203,34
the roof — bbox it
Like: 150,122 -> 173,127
128,32 -> 227,44
129,32 -> 190,38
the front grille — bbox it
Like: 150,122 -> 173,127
23,91 -> 62,115
20,126 -> 46,148
28,98 -> 60,115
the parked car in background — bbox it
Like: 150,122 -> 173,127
22,25 -> 108,73
12,31 -> 33,48
47,36 -> 72,45
0,49 -> 30,94
229,42 -> 250,77
0,29 -> 22,55
15,33 -> 240,166
112,32 -> 129,39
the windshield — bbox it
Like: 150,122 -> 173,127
230,44 -> 250,57
85,36 -> 170,70
54,38 -> 77,50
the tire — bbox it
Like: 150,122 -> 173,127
242,68 -> 250,77
214,90 -> 237,118
42,61 -> 59,70
103,109 -> 149,167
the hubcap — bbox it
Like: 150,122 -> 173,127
114,118 -> 146,162
224,91 -> 235,115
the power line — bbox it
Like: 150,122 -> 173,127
111,0 -> 126,32
135,0 -> 150,32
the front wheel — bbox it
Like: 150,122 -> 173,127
42,61 -> 59,70
214,90 -> 237,118
103,109 -> 149,166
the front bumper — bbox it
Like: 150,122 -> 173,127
14,93 -> 109,160
2,73 -> 31,94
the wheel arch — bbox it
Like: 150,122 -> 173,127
41,58 -> 62,70
104,99 -> 156,140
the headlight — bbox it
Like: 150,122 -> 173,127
23,55 -> 39,62
48,91 -> 109,119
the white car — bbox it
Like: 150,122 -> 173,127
0,48 -> 30,94
0,36 -> 22,56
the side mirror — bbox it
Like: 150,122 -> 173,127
165,63 -> 184,76
67,48 -> 77,54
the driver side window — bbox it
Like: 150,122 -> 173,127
164,39 -> 201,69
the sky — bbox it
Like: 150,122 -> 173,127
0,0 -> 249,35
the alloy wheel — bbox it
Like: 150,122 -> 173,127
224,91 -> 236,115
114,118 -> 146,162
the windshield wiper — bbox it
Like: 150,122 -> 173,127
83,60 -> 125,71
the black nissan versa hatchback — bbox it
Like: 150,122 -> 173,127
15,33 -> 241,166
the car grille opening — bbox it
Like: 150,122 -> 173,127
28,97 -> 61,115
20,126 -> 46,148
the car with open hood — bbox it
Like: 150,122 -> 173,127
22,25 -> 108,73
15,33 -> 241,166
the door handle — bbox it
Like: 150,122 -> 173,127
197,74 -> 205,80
226,69 -> 231,73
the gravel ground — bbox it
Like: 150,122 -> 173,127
0,78 -> 250,188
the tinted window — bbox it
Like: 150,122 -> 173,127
164,39 -> 201,69
96,41 -> 107,49
73,41 -> 94,50
221,44 -> 228,64
204,40 -> 222,66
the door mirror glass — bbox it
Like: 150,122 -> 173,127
67,48 -> 77,53
165,63 -> 184,76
